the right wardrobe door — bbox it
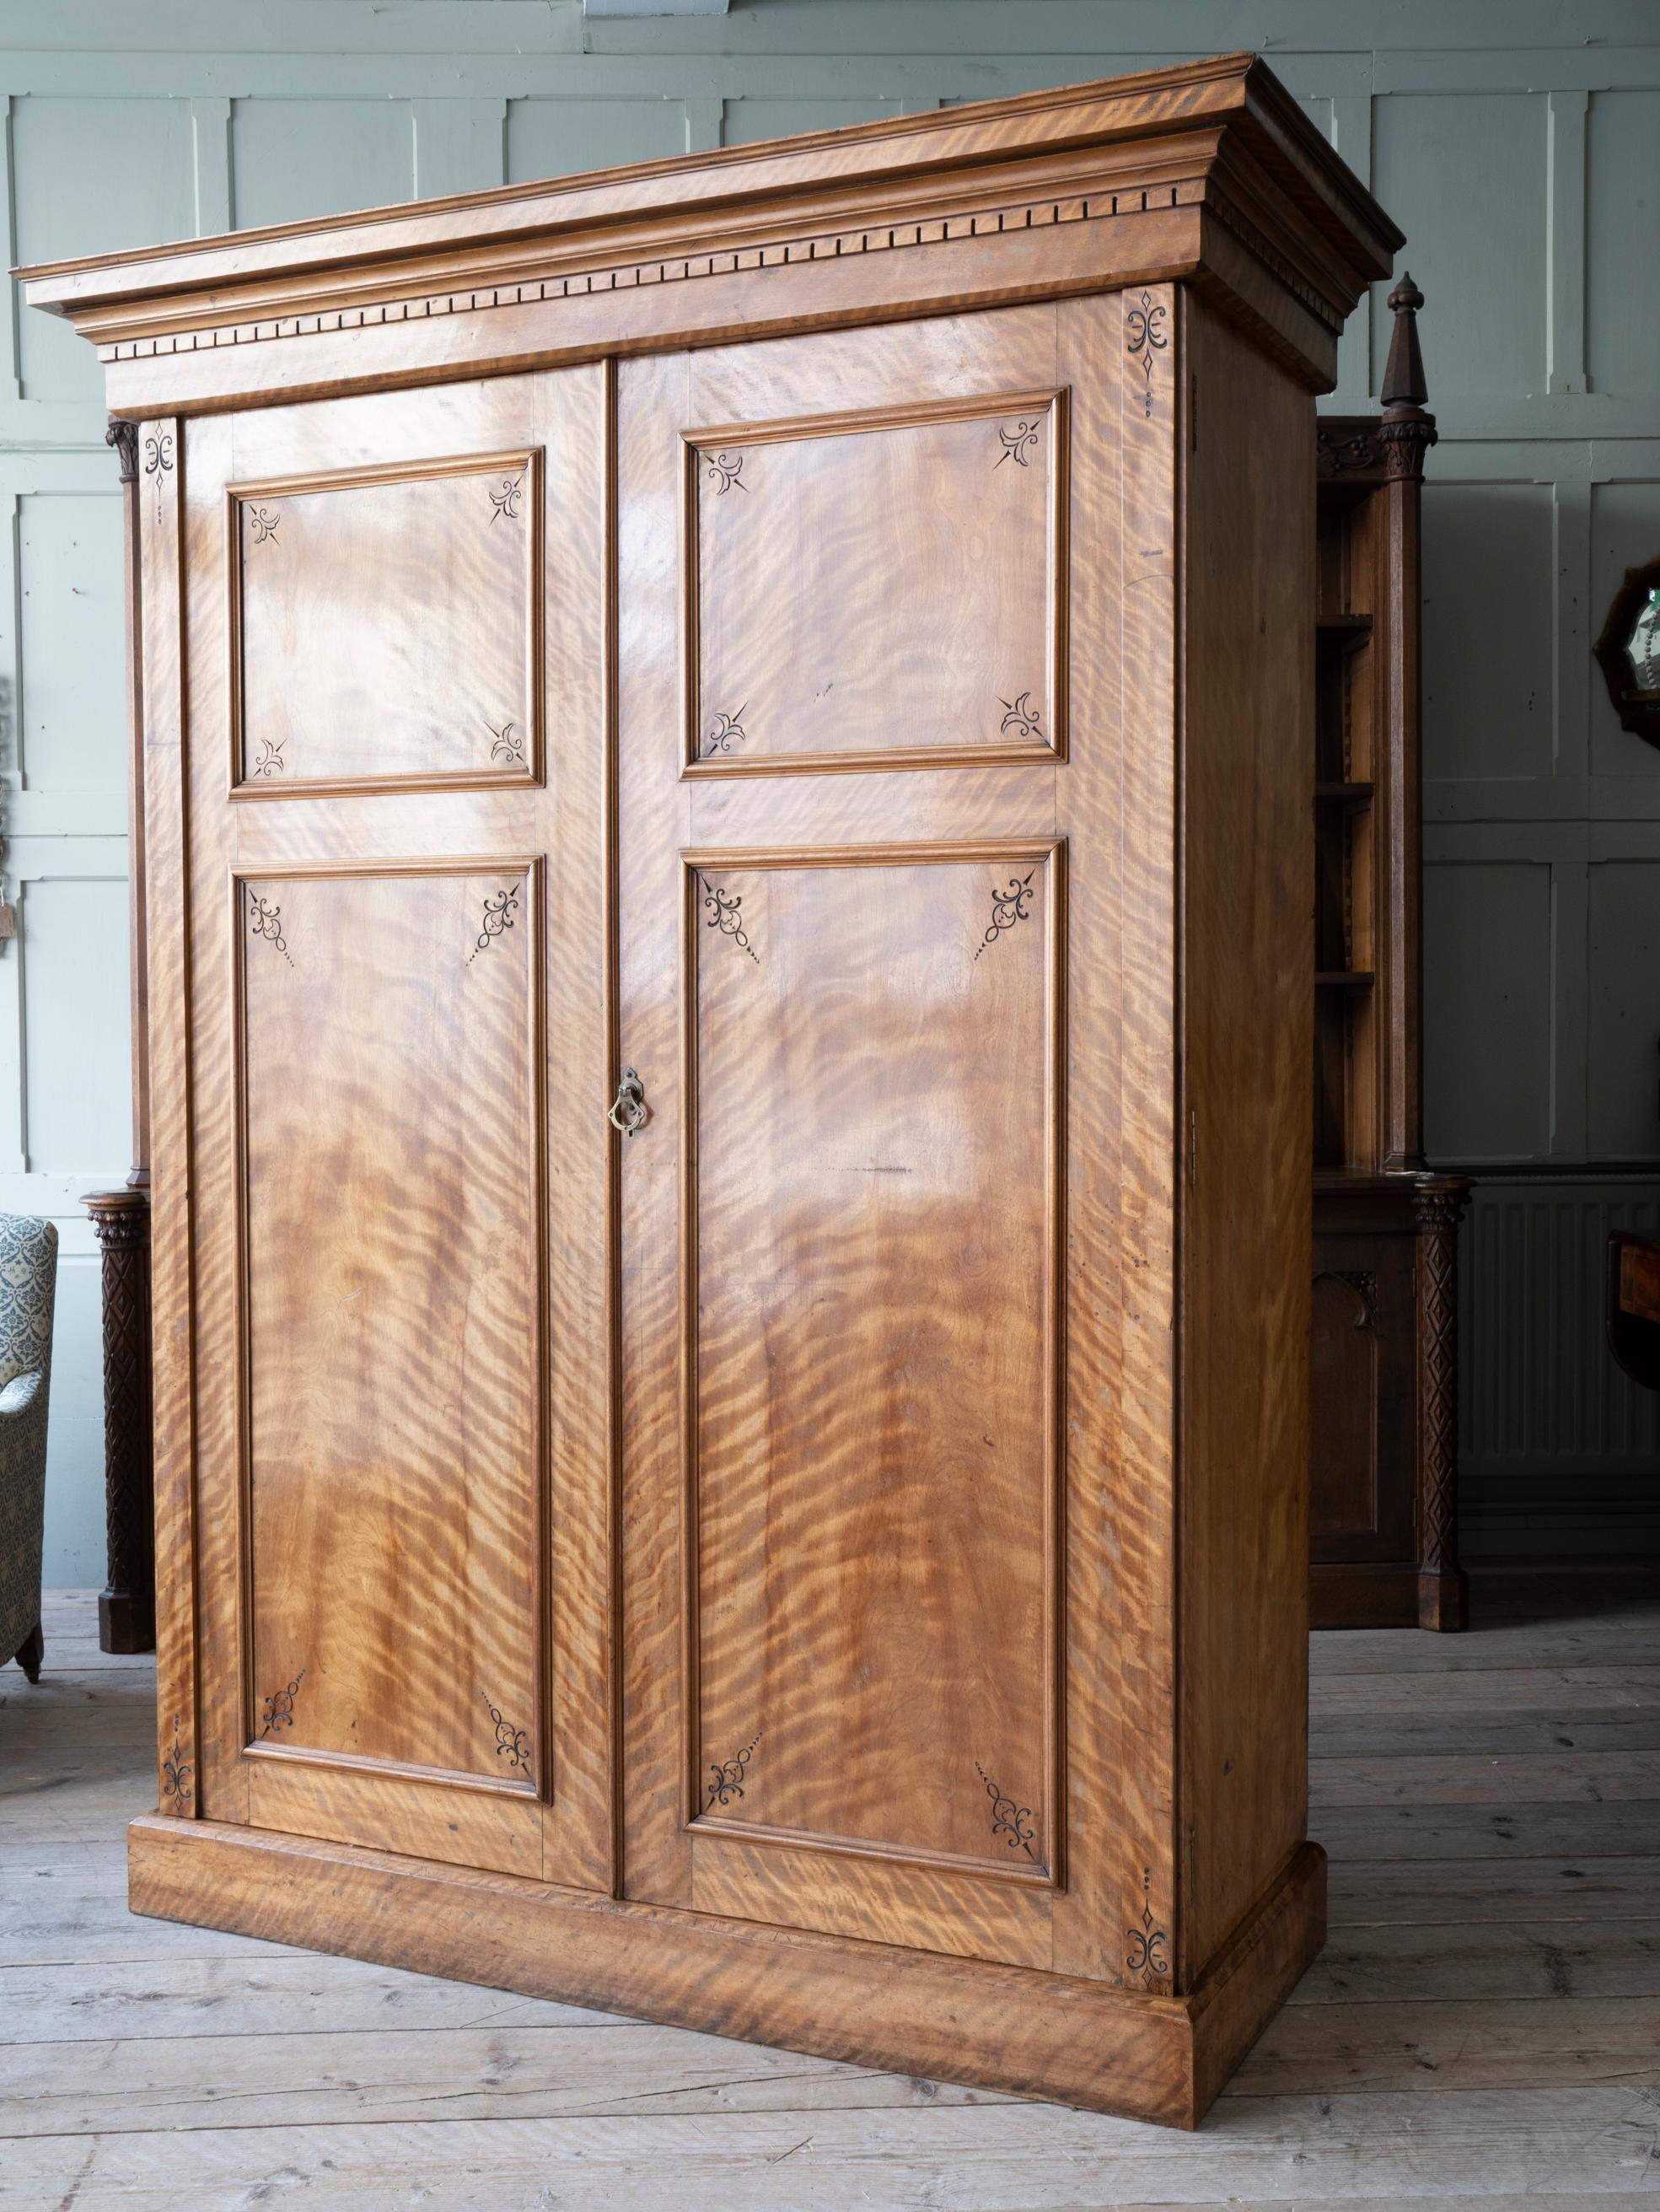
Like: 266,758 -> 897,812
615,293 -> 1186,1989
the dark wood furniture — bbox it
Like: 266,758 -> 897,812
82,414 -> 156,1655
1609,1230 -> 1660,1391
22,54 -> 1399,2128
1309,278 -> 1472,1633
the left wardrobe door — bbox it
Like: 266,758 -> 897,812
146,372 -> 615,1886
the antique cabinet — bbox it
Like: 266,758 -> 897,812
1309,280 -> 1473,1632
22,54 -> 1398,2128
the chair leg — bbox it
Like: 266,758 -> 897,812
14,1621 -> 42,1682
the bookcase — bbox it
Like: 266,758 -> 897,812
1311,278 -> 1472,1632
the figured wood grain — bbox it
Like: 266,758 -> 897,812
123,1813 -> 1323,2129
176,374 -> 612,1882
237,862 -> 542,1791
685,390 -> 1064,775
136,416 -> 196,1826
621,306 -> 1070,1968
229,449 -> 543,795
1175,293 -> 1314,1984
21,57 -> 1396,443
30,56 -> 1399,2128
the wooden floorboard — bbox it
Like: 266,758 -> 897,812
1,1578 -> 1657,2209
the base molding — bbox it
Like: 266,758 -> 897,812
127,1816 -> 1325,2129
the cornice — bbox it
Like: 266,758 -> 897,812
19,51 -> 1399,369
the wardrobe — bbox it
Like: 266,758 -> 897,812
23,52 -> 1399,2128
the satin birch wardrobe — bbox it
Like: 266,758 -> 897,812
23,52 -> 1399,2127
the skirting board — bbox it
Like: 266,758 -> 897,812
128,1816 -> 1326,2129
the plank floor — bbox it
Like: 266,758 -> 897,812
3,1578 -> 1659,2209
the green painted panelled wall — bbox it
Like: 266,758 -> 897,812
6,0 -> 1658,1580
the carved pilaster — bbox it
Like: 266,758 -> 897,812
83,1187 -> 154,1654
1415,1176 -> 1471,1632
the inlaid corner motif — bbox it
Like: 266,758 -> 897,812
142,430 -> 173,525
247,888 -> 294,967
250,736 -> 285,779
488,471 -> 524,525
1125,1868 -> 1171,1988
483,1695 -> 532,1773
974,868 -> 1037,961
467,881 -> 523,965
486,718 -> 524,767
702,449 -> 749,497
161,1715 -> 193,1807
247,504 -> 281,546
975,1762 -> 1038,1860
995,417 -> 1043,469
704,706 -> 749,757
1125,291 -> 1168,420
706,1730 -> 761,1810
997,692 -> 1043,741
259,1668 -> 306,1739
701,877 -> 760,965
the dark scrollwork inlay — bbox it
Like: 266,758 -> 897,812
251,735 -> 285,779
704,704 -> 749,756
1125,290 -> 1168,420
996,417 -> 1042,468
974,868 -> 1037,961
998,691 -> 1043,740
488,472 -> 524,524
161,1714 -> 193,1805
975,1762 -> 1038,1860
483,1694 -> 532,1773
706,1730 -> 761,1810
701,877 -> 760,965
468,881 -> 523,965
260,1669 -> 305,1739
703,449 -> 748,496
143,430 -> 174,523
1125,1867 -> 1170,1987
247,888 -> 293,967
486,718 -> 524,767
248,504 -> 280,546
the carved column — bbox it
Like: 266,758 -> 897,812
84,1189 -> 154,1652
1415,1176 -> 1471,1632
1378,273 -> 1436,1173
84,415 -> 156,1652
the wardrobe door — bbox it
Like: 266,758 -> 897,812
168,371 -> 613,1886
616,298 -> 1180,1978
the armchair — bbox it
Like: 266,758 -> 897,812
0,1215 -> 58,1681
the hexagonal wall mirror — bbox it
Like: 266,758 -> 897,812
1594,556 -> 1660,749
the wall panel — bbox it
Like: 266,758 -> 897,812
506,96 -> 685,178
1368,94 -> 1546,401
10,94 -> 196,404
229,98 -> 416,229
1423,860 -> 1554,1160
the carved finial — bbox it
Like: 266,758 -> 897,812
1382,273 -> 1427,411
105,417 -> 139,484
1378,272 -> 1436,481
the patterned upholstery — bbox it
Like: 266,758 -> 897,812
0,1216 -> 58,1674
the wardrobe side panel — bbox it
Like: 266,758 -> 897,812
1176,293 -> 1315,1984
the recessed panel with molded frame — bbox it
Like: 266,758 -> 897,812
227,449 -> 543,797
683,392 -> 1067,777
234,859 -> 545,1819
680,842 -> 1065,1890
